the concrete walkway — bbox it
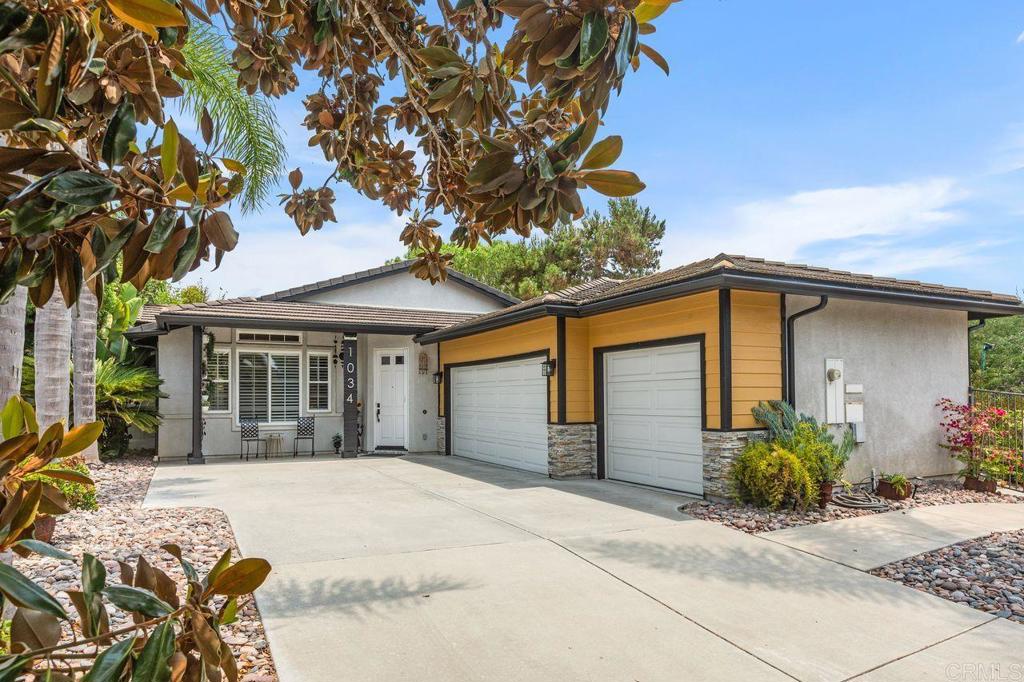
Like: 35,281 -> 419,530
760,502 -> 1024,570
145,455 -> 1024,682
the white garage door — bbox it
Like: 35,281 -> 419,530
604,343 -> 704,494
450,356 -> 549,474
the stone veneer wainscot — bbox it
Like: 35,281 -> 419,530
701,430 -> 767,500
547,423 -> 597,479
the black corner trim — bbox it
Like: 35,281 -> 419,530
556,316 -> 567,424
593,334 -> 707,480
718,289 -> 732,431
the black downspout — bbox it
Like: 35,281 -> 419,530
785,295 -> 829,406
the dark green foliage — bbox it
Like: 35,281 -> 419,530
399,198 -> 665,300
970,315 -> 1024,392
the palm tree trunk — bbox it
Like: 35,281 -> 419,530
0,286 -> 27,408
34,287 -> 72,431
73,287 -> 100,462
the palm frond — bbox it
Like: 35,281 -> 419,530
179,24 -> 287,213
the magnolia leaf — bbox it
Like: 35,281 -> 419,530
634,0 -> 672,24
15,539 -> 74,562
578,136 -> 622,170
203,211 -> 238,251
144,211 -> 179,253
200,107 -> 214,145
209,558 -> 271,596
579,12 -> 609,68
102,585 -> 173,617
101,99 -> 136,166
161,119 -> 179,184
288,167 -> 302,190
107,0 -> 186,28
467,151 -> 514,186
83,635 -> 136,682
639,42 -> 669,75
0,98 -> 32,129
416,45 -> 462,67
171,226 -> 201,281
0,563 -> 67,619
11,607 -> 61,651
221,157 -> 246,175
93,219 -> 136,273
43,172 -> 117,207
578,169 -> 646,197
56,420 -> 103,459
132,621 -> 175,682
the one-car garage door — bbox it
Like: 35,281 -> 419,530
603,342 -> 704,494
450,356 -> 548,473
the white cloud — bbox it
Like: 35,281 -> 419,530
181,213 -> 406,297
661,177 -> 968,272
827,240 -> 996,277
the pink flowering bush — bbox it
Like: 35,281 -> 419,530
937,398 -> 1022,482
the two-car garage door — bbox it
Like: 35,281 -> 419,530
450,356 -> 548,473
449,342 -> 703,495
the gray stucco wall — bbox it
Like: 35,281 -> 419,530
296,273 -> 503,313
789,295 -> 968,481
156,327 -> 440,460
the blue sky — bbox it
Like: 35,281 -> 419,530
180,0 -> 1024,298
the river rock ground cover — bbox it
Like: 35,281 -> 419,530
14,456 -> 277,682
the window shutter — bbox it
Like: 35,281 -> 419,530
270,354 -> 300,421
238,352 -> 269,422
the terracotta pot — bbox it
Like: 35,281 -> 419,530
963,475 -> 998,494
33,515 -> 57,544
818,481 -> 834,509
876,479 -> 911,501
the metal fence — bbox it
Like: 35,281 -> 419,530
968,387 -> 1024,484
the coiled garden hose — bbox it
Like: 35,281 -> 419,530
830,490 -> 890,511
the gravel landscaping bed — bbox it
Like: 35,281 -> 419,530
871,529 -> 1024,624
14,456 -> 277,682
682,480 -> 1024,534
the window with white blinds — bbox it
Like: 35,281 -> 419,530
206,349 -> 230,412
308,353 -> 330,412
238,352 -> 299,422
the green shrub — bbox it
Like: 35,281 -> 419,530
751,401 -> 854,484
730,440 -> 817,510
28,458 -> 98,511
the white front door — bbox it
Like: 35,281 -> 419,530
374,349 -> 407,449
450,356 -> 548,473
604,342 -> 704,494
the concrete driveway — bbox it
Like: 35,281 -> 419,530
145,455 -> 1023,682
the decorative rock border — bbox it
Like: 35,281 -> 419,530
871,529 -> 1024,624
683,481 -> 1024,534
14,456 -> 278,682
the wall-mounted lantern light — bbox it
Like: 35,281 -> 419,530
418,351 -> 430,374
432,372 -> 443,385
540,359 -> 557,377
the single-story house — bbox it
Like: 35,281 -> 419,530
128,254 -> 1024,499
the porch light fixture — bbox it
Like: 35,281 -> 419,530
418,351 -> 430,374
432,372 -> 443,385
540,359 -> 556,377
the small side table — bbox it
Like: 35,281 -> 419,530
266,433 -> 283,457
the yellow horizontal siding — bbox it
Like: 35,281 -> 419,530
437,288 -> 783,432
730,290 -> 782,427
438,317 -> 556,418
570,290 -> 720,426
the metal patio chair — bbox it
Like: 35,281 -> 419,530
293,416 -> 315,457
240,420 -> 266,461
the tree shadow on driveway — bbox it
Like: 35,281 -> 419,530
256,573 -> 475,621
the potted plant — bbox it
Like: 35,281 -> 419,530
332,432 -> 343,455
876,472 -> 912,501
